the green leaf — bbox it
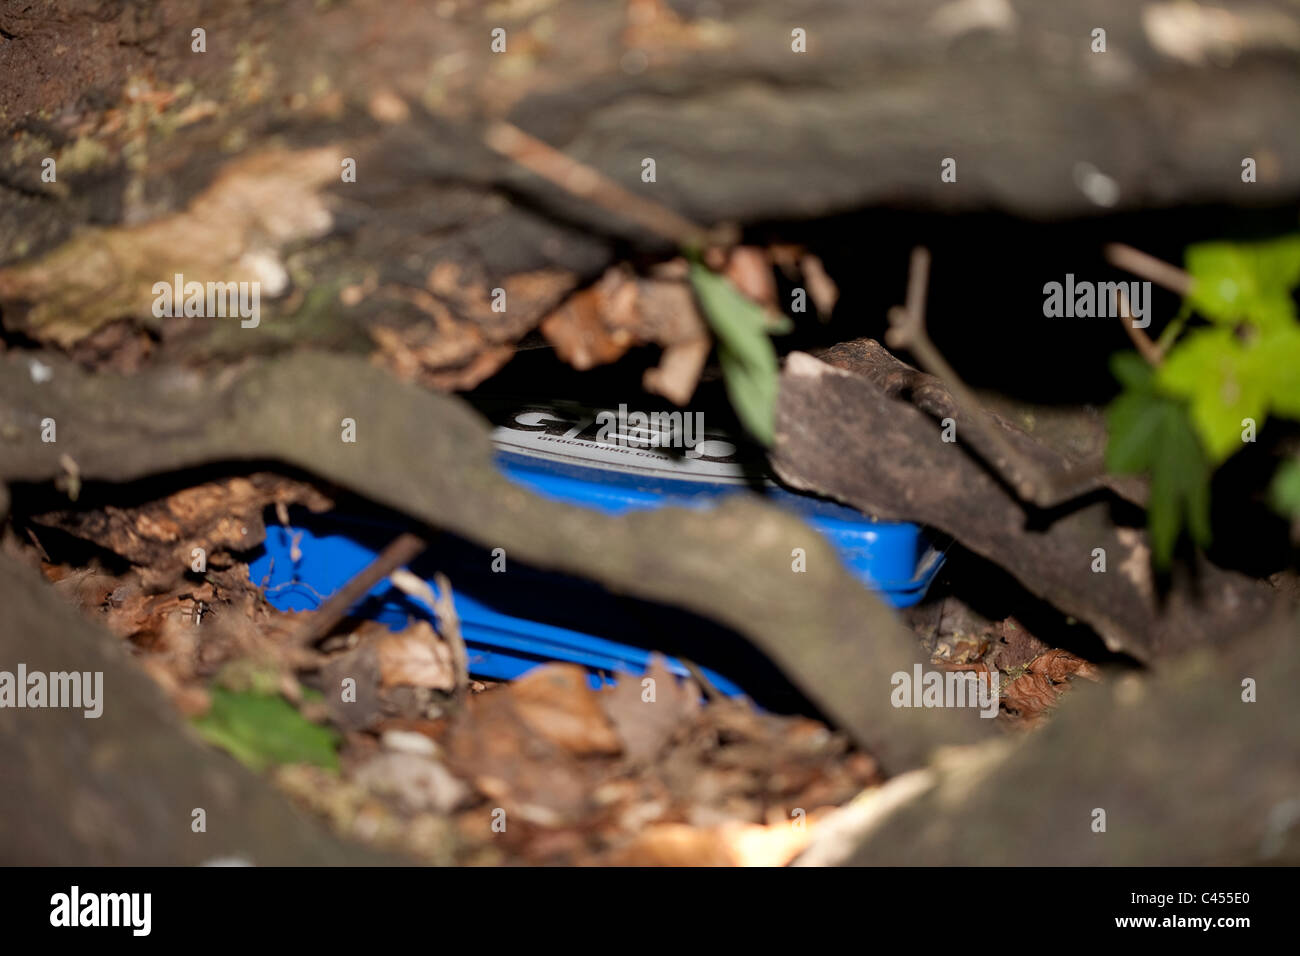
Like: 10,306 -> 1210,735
1257,325 -> 1300,420
1105,387 -> 1164,473
1184,234 -> 1300,333
1106,383 -> 1212,567
1155,328 -> 1269,463
1103,234 -> 1300,566
689,260 -> 781,445
192,687 -> 340,773
1147,404 -> 1213,563
1270,458 -> 1300,520
1109,351 -> 1155,391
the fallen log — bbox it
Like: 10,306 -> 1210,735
771,348 -> 1285,660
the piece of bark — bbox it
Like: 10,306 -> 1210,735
772,351 -> 1283,661
812,338 -> 1148,508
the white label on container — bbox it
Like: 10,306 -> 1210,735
486,400 -> 767,484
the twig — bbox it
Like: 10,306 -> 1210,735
679,657 -> 728,704
885,248 -> 1034,498
432,571 -> 470,695
264,577 -> 331,604
884,247 -> 1102,509
484,121 -> 734,250
24,526 -> 50,563
1117,287 -> 1164,365
1103,243 -> 1194,297
293,532 -> 427,647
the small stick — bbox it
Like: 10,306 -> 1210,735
1117,287 -> 1164,365
885,247 -> 1099,508
293,532 -> 427,647
25,526 -> 51,563
1103,243 -> 1194,297
484,121 -> 733,249
433,571 -> 470,694
679,657 -> 728,704
885,249 -> 1030,496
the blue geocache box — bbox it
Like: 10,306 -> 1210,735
249,399 -> 944,698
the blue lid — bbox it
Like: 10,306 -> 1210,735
485,400 -> 942,595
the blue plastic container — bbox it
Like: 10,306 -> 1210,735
249,399 -> 944,697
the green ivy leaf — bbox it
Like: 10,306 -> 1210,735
1155,328 -> 1269,463
192,687 -> 340,773
1184,234 -> 1300,333
1106,367 -> 1212,567
1104,234 -> 1300,567
689,260 -> 781,445
1257,325 -> 1300,419
1270,457 -> 1300,521
1109,351 -> 1155,391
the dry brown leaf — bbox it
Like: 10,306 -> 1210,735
604,823 -> 735,865
600,654 -> 701,765
642,336 -> 710,406
1000,672 -> 1064,722
634,276 -> 707,345
722,246 -> 778,308
532,259 -> 714,400
999,648 -> 1101,724
374,621 -> 456,692
933,636 -> 990,665
604,820 -> 812,866
444,686 -> 596,826
799,253 -> 839,318
511,664 -> 623,757
539,285 -> 634,370
1028,648 -> 1101,683
769,245 -> 839,318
